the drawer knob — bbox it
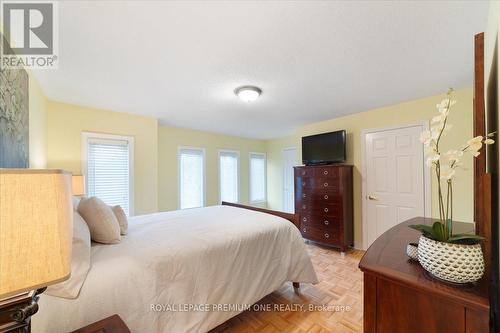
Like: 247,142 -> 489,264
324,208 -> 329,213
324,194 -> 329,200
303,228 -> 307,233
324,182 -> 328,187
302,182 -> 306,186
323,170 -> 328,175
302,217 -> 307,222
324,233 -> 330,239
324,220 -> 329,225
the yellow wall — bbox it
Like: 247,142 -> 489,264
485,0 -> 499,96
266,87 -> 474,248
46,101 -> 159,215
28,73 -> 48,168
158,125 -> 266,211
266,135 -> 297,211
38,96 -> 266,215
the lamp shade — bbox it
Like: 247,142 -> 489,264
72,175 -> 86,196
0,169 -> 73,299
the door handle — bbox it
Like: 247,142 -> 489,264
367,195 -> 378,201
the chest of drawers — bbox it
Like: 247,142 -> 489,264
294,165 -> 353,252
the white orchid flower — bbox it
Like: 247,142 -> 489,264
437,99 -> 449,109
465,136 -> 483,154
432,114 -> 446,124
467,136 -> 483,144
424,146 -> 437,155
485,138 -> 495,144
444,150 -> 463,162
426,152 -> 440,167
470,143 -> 483,152
436,99 -> 451,115
439,108 -> 450,116
440,165 -> 456,180
421,90 -> 495,235
419,130 -> 432,145
431,128 -> 441,140
470,143 -> 482,153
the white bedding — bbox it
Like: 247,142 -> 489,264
33,205 -> 318,333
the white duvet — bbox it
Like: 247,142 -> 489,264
33,205 -> 318,333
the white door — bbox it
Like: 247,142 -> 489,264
283,148 -> 297,213
364,125 -> 427,248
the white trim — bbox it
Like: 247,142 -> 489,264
81,131 -> 135,216
249,152 -> 267,205
218,149 -> 240,204
177,146 -> 206,209
360,121 -> 431,250
353,241 -> 363,251
282,147 -> 297,212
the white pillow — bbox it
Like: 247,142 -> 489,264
111,205 -> 128,235
72,196 -> 82,211
46,211 -> 91,299
78,197 -> 121,244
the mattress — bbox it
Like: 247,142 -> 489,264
33,205 -> 318,332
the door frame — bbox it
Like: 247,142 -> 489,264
282,147 -> 297,212
361,121 -> 431,250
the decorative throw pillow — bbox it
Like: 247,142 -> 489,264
78,197 -> 121,244
111,205 -> 128,235
46,211 -> 91,299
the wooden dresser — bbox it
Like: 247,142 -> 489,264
359,217 -> 489,333
294,164 -> 353,252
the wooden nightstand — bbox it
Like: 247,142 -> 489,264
359,217 -> 489,333
70,315 -> 130,333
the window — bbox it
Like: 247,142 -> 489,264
249,152 -> 266,203
179,147 -> 205,209
82,132 -> 134,216
219,150 -> 239,203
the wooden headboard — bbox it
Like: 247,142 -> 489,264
221,201 -> 297,227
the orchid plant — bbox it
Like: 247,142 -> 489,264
409,89 -> 495,244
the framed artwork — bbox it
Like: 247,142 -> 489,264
0,66 -> 29,168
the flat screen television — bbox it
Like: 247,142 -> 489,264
302,130 -> 346,165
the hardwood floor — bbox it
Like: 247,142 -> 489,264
211,243 -> 364,333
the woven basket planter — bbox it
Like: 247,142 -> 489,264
417,235 -> 484,284
406,243 -> 419,261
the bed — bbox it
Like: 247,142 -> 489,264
33,204 -> 318,333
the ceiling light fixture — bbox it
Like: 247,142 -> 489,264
234,86 -> 262,102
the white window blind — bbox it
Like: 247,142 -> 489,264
250,153 -> 266,203
86,137 -> 131,215
219,151 -> 239,203
179,148 -> 205,209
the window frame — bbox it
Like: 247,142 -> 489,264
218,149 -> 240,204
249,152 -> 267,205
81,131 -> 135,216
177,146 -> 206,209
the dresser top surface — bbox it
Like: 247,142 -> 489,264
294,164 -> 353,168
359,217 -> 489,311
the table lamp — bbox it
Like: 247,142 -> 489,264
0,169 -> 73,332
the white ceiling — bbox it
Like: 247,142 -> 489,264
32,1 -> 489,139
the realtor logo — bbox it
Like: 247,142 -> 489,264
1,1 -> 58,69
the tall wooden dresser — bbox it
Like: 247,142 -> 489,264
294,164 -> 353,252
